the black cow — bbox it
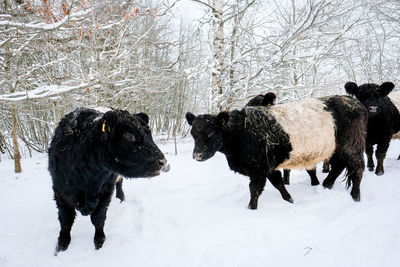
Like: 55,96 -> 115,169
245,92 -> 319,186
186,95 -> 367,209
49,107 -> 169,253
345,82 -> 400,175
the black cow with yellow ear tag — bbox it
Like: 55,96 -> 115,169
48,107 -> 169,253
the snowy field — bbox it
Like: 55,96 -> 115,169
1,139 -> 400,267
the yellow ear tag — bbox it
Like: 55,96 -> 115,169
267,103 -> 271,106
221,119 -> 225,126
102,120 -> 107,132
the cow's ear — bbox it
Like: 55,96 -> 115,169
101,111 -> 118,133
186,112 -> 196,126
345,82 -> 359,96
262,92 -> 276,106
216,111 -> 230,128
245,94 -> 263,107
379,82 -> 395,97
136,112 -> 149,125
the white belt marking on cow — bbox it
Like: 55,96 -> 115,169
268,98 -> 336,170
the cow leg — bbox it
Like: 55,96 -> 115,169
268,170 -> 293,203
348,166 -> 363,202
55,193 -> 76,253
375,140 -> 390,176
248,176 -> 266,210
322,159 -> 330,173
306,168 -> 319,186
366,144 -> 374,172
283,169 -> 290,185
344,151 -> 365,201
322,156 -> 345,189
115,178 -> 125,202
90,184 -> 114,250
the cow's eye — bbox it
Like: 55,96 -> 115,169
124,133 -> 136,142
208,132 -> 214,138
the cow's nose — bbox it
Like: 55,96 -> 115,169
159,158 -> 170,172
159,158 -> 167,167
193,153 -> 203,161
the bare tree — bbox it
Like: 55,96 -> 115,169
190,0 -> 256,111
0,0 -> 187,169
1,0 -> 399,172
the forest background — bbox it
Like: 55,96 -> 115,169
0,0 -> 399,172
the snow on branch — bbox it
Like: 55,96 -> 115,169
0,8 -> 93,31
0,83 -> 89,102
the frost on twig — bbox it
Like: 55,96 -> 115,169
0,83 -> 89,102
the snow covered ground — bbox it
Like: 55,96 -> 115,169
1,139 -> 400,267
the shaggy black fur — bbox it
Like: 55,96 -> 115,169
345,82 -> 400,175
49,107 -> 168,253
245,92 -> 319,186
320,95 -> 367,201
186,95 -> 367,209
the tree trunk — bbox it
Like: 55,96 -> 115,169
12,105 -> 22,173
211,0 -> 224,112
4,9 -> 22,173
227,5 -> 240,110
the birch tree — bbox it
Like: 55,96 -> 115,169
190,0 -> 256,111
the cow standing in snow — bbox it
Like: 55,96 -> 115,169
245,92 -> 320,186
186,95 -> 367,209
49,108 -> 169,253
345,82 -> 400,175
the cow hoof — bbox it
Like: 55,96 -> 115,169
94,237 -> 105,250
94,232 -> 106,250
55,239 -> 70,253
55,243 -> 68,253
351,193 -> 360,202
367,166 -> 374,172
286,197 -> 294,203
311,181 -> 320,186
247,203 -> 258,210
375,171 -> 384,176
55,232 -> 71,253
